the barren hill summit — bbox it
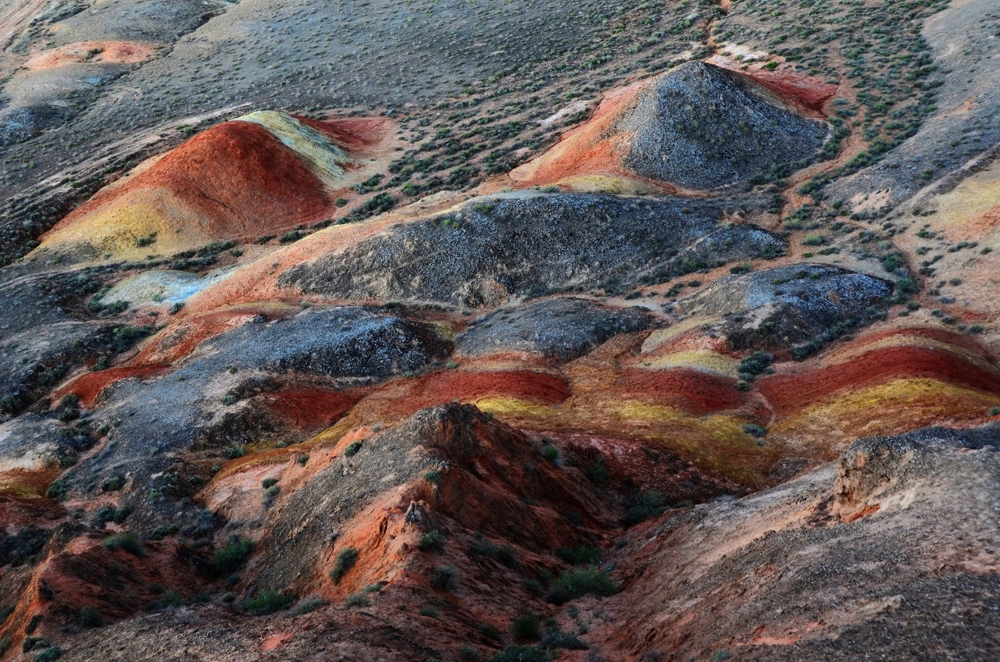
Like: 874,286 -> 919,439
3,0 -> 1000,660
617,61 -> 830,189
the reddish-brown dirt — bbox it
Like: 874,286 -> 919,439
295,116 -> 394,152
338,368 -> 572,426
735,67 -> 838,113
37,539 -> 211,620
413,369 -> 570,406
264,388 -> 363,430
758,345 -> 1000,416
45,121 -> 334,241
506,79 -> 683,192
0,467 -> 61,499
0,495 -> 64,529
839,326 -> 995,359
617,367 -> 749,415
26,41 -> 159,70
0,537 -> 213,655
548,431 -> 749,500
55,365 -> 170,408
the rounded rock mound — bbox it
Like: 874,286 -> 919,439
682,264 -> 894,354
617,61 -> 830,190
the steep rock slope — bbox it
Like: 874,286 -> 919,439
588,423 -> 1000,661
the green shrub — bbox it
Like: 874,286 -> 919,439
738,351 -> 773,380
262,478 -> 278,489
293,597 -> 325,615
345,592 -> 369,608
545,567 -> 620,605
626,491 -> 668,525
80,605 -> 102,627
541,445 -> 559,462
521,578 -> 543,596
262,485 -> 280,507
896,277 -> 917,294
586,458 -> 609,486
554,544 -> 602,565
244,590 -> 295,615
511,613 -> 541,641
45,479 -> 67,501
459,645 -> 482,661
147,590 -> 183,610
802,234 -> 825,246
95,505 -> 117,525
540,630 -> 589,650
420,605 -> 439,618
101,532 -> 143,557
430,565 -> 456,591
478,623 -> 503,641
101,475 -> 125,492
111,325 -> 154,352
0,606 -> 12,624
0,394 -> 20,415
561,510 -> 583,526
490,646 -> 552,662
34,647 -> 62,662
469,539 -> 519,568
344,441 -> 363,457
418,530 -> 446,552
214,537 -> 255,575
330,548 -> 359,584
224,443 -> 245,459
148,524 -> 179,540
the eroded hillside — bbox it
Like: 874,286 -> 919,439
1,0 -> 1000,660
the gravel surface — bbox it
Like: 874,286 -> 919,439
619,62 -> 829,189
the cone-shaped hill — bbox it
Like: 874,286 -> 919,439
32,112 -> 395,263
617,61 -> 830,190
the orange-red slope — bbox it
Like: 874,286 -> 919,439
295,116 -> 393,152
759,345 -> 1000,416
265,388 -> 362,430
48,121 -> 333,240
57,365 -> 170,408
617,368 -> 750,416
